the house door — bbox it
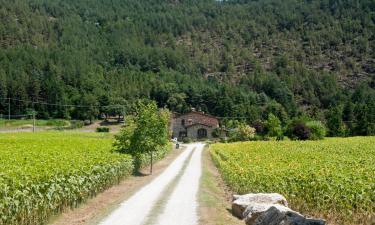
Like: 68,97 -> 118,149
197,128 -> 207,139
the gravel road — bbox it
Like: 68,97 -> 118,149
99,143 -> 204,225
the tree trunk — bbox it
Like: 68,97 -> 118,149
150,151 -> 153,174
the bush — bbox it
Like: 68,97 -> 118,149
252,120 -> 265,135
265,113 -> 283,137
237,124 -> 256,141
291,122 -> 311,140
84,120 -> 91,126
287,119 -> 326,141
306,121 -> 326,140
182,137 -> 192,143
69,120 -> 84,129
96,126 -> 110,132
228,123 -> 256,142
212,128 -> 221,138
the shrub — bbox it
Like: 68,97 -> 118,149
212,128 -> 221,138
252,120 -> 265,135
84,120 -> 91,126
237,124 -> 256,141
228,123 -> 256,142
292,122 -> 311,140
306,121 -> 326,140
69,120 -> 84,129
265,113 -> 283,138
182,137 -> 193,143
96,126 -> 110,132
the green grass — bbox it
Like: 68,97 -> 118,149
0,132 -> 133,225
211,137 -> 375,225
198,149 -> 243,225
0,119 -> 69,127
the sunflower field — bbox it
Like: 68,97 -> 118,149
211,137 -> 375,224
0,132 -> 133,225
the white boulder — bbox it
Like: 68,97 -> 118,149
232,193 -> 288,219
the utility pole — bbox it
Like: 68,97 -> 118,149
32,101 -> 35,133
33,110 -> 36,133
8,98 -> 10,120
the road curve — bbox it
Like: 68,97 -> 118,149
99,143 -> 204,225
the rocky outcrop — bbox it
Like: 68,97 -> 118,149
232,193 -> 288,219
232,193 -> 326,225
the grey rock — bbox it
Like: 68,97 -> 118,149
253,206 -> 326,225
232,193 -> 288,219
244,204 -> 299,225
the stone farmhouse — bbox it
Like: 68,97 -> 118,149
171,110 -> 219,140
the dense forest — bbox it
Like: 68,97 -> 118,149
0,0 -> 374,135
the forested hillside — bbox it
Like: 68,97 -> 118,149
0,0 -> 374,135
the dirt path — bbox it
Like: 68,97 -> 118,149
99,143 -> 204,225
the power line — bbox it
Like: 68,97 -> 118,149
0,97 -> 126,109
0,114 -> 30,118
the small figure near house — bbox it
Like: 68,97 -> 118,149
171,109 -> 219,140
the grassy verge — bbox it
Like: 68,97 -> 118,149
198,145 -> 243,225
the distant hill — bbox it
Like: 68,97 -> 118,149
0,0 -> 374,135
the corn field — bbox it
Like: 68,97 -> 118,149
211,137 -> 375,224
0,132 -> 133,225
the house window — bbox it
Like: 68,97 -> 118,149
197,128 -> 207,139
181,119 -> 185,126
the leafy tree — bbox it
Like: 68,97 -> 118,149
80,94 -> 99,124
114,118 -> 136,153
115,101 -> 170,174
265,113 -> 283,138
306,121 -> 326,140
326,105 -> 347,136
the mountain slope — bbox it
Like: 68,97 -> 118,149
0,0 -> 374,135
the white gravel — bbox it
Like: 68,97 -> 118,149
153,143 -> 204,225
99,143 -> 204,225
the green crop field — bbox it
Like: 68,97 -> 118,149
0,132 -> 133,225
211,137 -> 375,224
